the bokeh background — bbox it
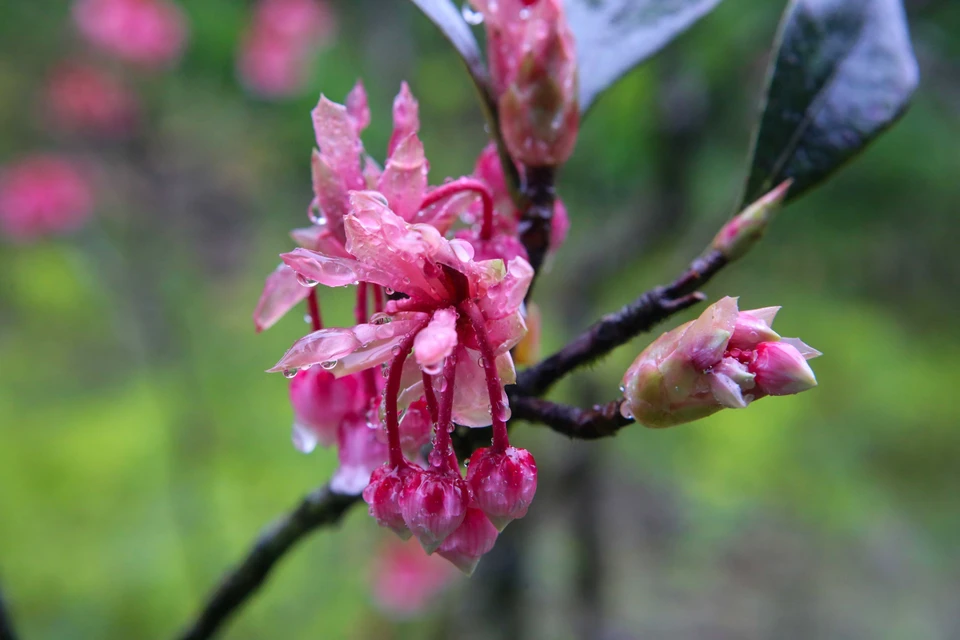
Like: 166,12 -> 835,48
2,0 -> 959,638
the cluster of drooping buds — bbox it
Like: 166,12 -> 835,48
621,296 -> 820,428
469,0 -> 579,167
0,155 -> 95,242
72,0 -> 189,69
237,0 -> 337,99
254,82 -> 540,573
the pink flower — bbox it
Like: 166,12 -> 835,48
469,0 -> 579,166
436,507 -> 499,576
399,468 -> 470,553
237,0 -> 337,99
271,191 -> 531,427
289,367 -> 365,451
331,416 -> 389,495
621,297 -> 821,428
466,446 -> 537,531
44,62 -> 139,136
371,538 -> 458,618
0,155 -> 94,242
73,0 -> 189,68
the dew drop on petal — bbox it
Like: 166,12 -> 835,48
283,368 -> 299,379
371,312 -> 392,325
392,345 -> 401,356
385,287 -> 395,295
461,3 -> 484,25
320,360 -> 338,370
496,404 -> 512,422
297,274 -> 319,287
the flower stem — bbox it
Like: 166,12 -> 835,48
434,350 -> 459,473
421,371 -> 439,425
460,299 -> 509,453
373,285 -> 384,314
355,281 -> 368,325
385,324 -> 426,468
419,177 -> 495,241
307,290 -> 322,332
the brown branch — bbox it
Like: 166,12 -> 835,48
511,397 -> 633,439
514,249 -> 726,399
178,486 -> 360,640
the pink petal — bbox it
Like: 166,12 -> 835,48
281,247 -> 396,290
751,342 -> 818,396
345,79 -> 370,133
780,337 -> 822,360
451,348 -> 516,428
289,225 -> 351,257
331,417 -> 389,495
378,133 -> 428,222
312,94 -> 364,193
387,82 -> 420,157
268,328 -> 363,373
436,507 -> 498,576
677,296 -> 739,371
253,263 -> 310,332
310,149 -> 350,237
414,308 -> 459,374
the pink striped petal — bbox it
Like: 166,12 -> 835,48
253,263 -> 310,332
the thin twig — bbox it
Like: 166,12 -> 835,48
0,583 -> 18,640
514,249 -> 727,398
178,486 -> 360,640
511,397 -> 633,440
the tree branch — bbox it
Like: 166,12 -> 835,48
0,583 -> 17,640
178,485 -> 360,640
511,397 -> 633,439
514,249 -> 727,399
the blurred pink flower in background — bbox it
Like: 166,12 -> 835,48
73,0 -> 189,68
44,62 -> 139,136
237,0 -> 337,99
371,537 -> 458,618
0,155 -> 94,242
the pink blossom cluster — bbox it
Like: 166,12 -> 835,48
237,0 -> 337,99
0,155 -> 95,242
371,537 -> 458,618
254,81 -> 543,573
73,0 -> 189,68
44,62 -> 139,137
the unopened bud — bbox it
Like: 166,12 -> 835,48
400,468 -> 470,553
712,180 -> 791,261
436,507 -> 499,575
363,464 -> 411,540
466,446 -> 538,530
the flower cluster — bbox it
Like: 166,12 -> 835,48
44,62 -> 139,137
621,297 -> 820,428
73,0 -> 189,68
0,155 -> 94,242
255,81 -> 540,573
237,0 -> 337,99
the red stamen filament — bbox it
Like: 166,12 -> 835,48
385,323 -> 427,468
433,350 -> 459,473
307,289 -> 322,332
419,177 -> 495,241
460,299 -> 509,453
422,371 -> 440,425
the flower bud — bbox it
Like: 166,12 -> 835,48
330,417 -> 388,495
466,446 -> 537,531
621,297 -> 820,428
436,507 -> 498,576
711,181 -> 791,261
752,341 -> 818,396
289,368 -> 365,452
400,468 -> 469,553
363,464 -> 411,540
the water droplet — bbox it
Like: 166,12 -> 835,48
371,312 -> 392,325
519,7 -> 530,19
297,273 -> 319,287
423,361 -> 443,376
320,360 -> 338,370
619,385 -> 625,394
496,404 -> 512,422
461,2 -> 484,24
392,345 -> 401,355
283,368 -> 299,379
304,314 -> 312,324
385,287 -> 395,295
439,376 -> 448,392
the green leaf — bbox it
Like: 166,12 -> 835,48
565,0 -> 726,113
408,0 -> 491,98
739,0 -> 919,209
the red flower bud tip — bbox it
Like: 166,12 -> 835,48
289,368 -> 365,452
436,507 -> 499,576
466,446 -> 537,531
363,464 -> 412,540
400,468 -> 469,553
711,180 -> 791,261
751,341 -> 818,396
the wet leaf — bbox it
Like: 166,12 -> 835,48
408,0 -> 491,98
565,0 -> 725,113
739,0 -> 919,209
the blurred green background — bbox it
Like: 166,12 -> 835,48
2,0 -> 959,638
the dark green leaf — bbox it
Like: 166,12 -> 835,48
740,0 -> 919,209
565,0 -> 725,113
408,0 -> 491,98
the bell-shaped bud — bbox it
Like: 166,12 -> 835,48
466,446 -> 537,531
330,417 -> 389,495
289,368 -> 365,452
400,468 -> 469,553
711,181 -> 791,261
436,507 -> 499,576
621,297 -> 820,428
363,464 -> 412,540
751,341 -> 818,396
